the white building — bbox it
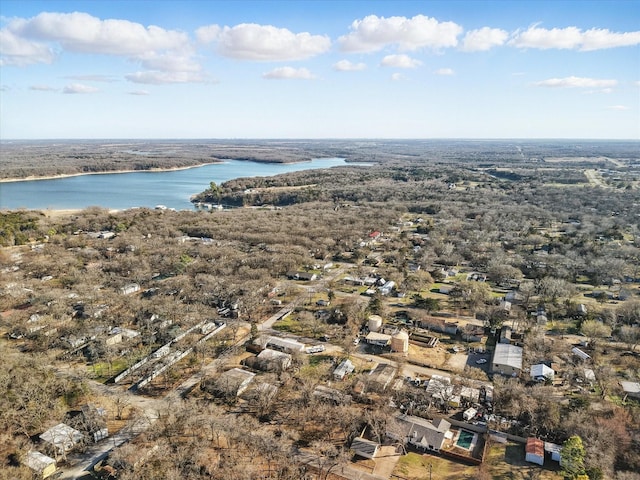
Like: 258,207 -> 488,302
492,343 -> 523,376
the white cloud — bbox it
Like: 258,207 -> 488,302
138,49 -> 201,73
8,12 -> 189,56
125,71 -> 209,84
128,90 -> 150,95
65,74 -> 117,82
511,25 -> 640,51
262,66 -> 316,80
195,25 -> 222,43
3,12 -> 207,84
198,23 -> 330,61
390,73 -> 405,81
435,68 -> 455,76
533,76 -> 617,88
607,105 -> 629,110
380,54 -> 422,69
461,27 -> 508,51
29,84 -> 57,91
339,14 -> 462,53
332,59 -> 366,71
63,83 -> 99,94
0,28 -> 55,66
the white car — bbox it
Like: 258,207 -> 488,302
475,358 -> 487,364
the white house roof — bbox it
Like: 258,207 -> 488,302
365,332 -> 392,344
530,363 -> 554,379
25,451 -> 55,472
266,336 -> 305,352
334,359 -> 355,378
620,381 -> 640,395
257,348 -> 292,362
39,423 -> 83,451
572,347 -> 591,360
493,343 -> 523,371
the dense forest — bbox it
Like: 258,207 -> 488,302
1,140 -> 639,480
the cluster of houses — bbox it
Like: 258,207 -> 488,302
25,405 -> 109,478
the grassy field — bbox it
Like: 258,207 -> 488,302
391,443 -> 563,480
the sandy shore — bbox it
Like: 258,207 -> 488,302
0,162 -> 220,183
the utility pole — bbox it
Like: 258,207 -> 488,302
429,462 -> 432,480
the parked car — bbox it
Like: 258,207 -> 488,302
475,358 -> 487,364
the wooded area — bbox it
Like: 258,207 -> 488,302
0,139 -> 639,480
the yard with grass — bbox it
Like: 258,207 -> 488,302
391,442 -> 563,480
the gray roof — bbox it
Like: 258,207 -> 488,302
351,437 -> 380,458
393,414 -> 451,450
493,343 -> 523,370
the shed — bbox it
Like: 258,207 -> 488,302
544,442 -> 562,462
463,407 -> 477,421
572,347 -> 591,361
499,326 -> 512,344
620,381 -> 640,401
525,437 -> 545,466
24,451 -> 56,479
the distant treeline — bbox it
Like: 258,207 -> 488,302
3,139 -> 638,180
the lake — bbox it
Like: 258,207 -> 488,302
0,158 -> 354,210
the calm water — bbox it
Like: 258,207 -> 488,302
0,158 -> 353,210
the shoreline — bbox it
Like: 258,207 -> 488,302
0,157 -> 345,184
0,162 -> 222,183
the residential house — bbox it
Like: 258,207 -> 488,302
365,332 -> 392,347
313,385 -> 352,405
380,281 -> 396,296
492,343 -> 523,376
350,437 -> 380,459
39,423 -> 84,457
525,437 -> 545,466
333,359 -> 355,380
530,363 -> 555,382
24,451 -> 56,479
245,349 -> 292,372
216,368 -> 256,397
368,363 -> 397,391
392,414 -> 453,453
266,336 -> 305,353
287,272 -> 317,281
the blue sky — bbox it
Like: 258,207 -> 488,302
1,1 -> 638,139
